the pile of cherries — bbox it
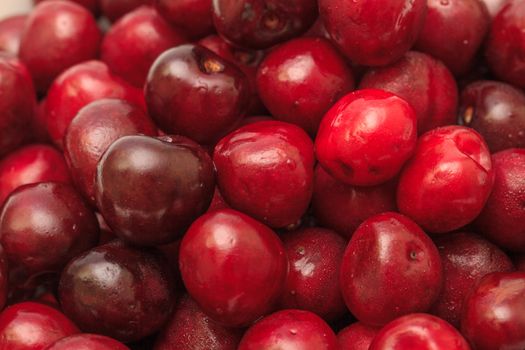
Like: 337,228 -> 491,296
0,0 -> 524,348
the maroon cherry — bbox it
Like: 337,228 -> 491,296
213,121 -> 314,228
340,212 -> 443,326
46,334 -> 129,350
256,37 -> 354,135
100,0 -> 152,22
0,15 -> 26,55
58,241 -> 176,342
461,272 -> 525,350
179,209 -> 288,327
315,89 -> 418,186
155,0 -> 214,39
397,126 -> 494,233
238,309 -> 338,350
319,0 -> 427,66
337,323 -> 379,350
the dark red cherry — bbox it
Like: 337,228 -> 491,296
179,209 -> 287,327
460,80 -> 525,152
319,0 -> 427,66
145,44 -> 250,145
46,334 -> 129,350
360,51 -> 458,134
238,309 -> 338,350
0,246 -> 7,312
0,301 -> 79,350
212,0 -> 318,50
430,232 -> 514,327
475,148 -> 525,252
95,135 -> 215,246
256,37 -> 354,135
100,0 -> 153,22
337,323 -> 379,350
370,313 -> 471,350
279,227 -> 346,322
213,121 -> 314,228
340,212 -> 443,326
155,0 -> 214,39
59,241 -> 176,342
19,1 -> 101,93
461,272 -> 525,350
415,0 -> 490,76
315,89 -> 417,186
0,144 -> 72,207
0,15 -> 26,55
64,99 -> 157,206
154,295 -> 242,350
397,126 -> 494,233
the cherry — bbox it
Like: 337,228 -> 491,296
279,227 -> 346,322
33,0 -> 101,15
0,15 -> 26,55
46,334 -> 129,350
256,37 -> 355,135
319,0 -> 427,66
360,51 -> 458,134
315,89 -> 418,186
415,0 -> 490,76
64,99 -> 157,206
179,209 -> 287,327
145,44 -> 251,145
238,309 -> 338,350
212,0 -> 318,50
0,301 -> 79,350
337,323 -> 379,350
58,241 -> 176,342
340,212 -> 443,326
369,313 -> 471,350
101,6 -> 187,87
19,1 -> 101,93
460,80 -> 525,152
155,0 -> 214,39
312,165 -> 397,240
397,126 -> 494,233
516,256 -> 525,271
100,0 -> 152,22
0,246 -> 7,311
485,0 -> 525,89
0,144 -> 72,207
154,295 -> 243,350
213,121 -> 314,228
475,148 -> 525,252
461,272 -> 525,350
430,232 -> 514,327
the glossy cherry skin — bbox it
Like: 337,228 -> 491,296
145,44 -> 250,145
315,89 -> 417,187
238,309 -> 338,350
475,149 -> 525,252
96,135 -> 215,246
46,334 -> 129,350
59,241 -> 176,342
179,209 -> 287,327
257,37 -> 354,135
154,295 -> 242,350
0,15 -> 26,55
101,6 -> 187,87
214,121 -> 314,228
212,0 -> 318,50
0,145 -> 72,207
319,0 -> 427,66
279,227 -> 346,322
460,80 -> 525,152
100,0 -> 152,22
19,1 -> 101,93
337,323 -> 379,350
415,0 -> 489,76
369,313 -> 471,350
45,60 -> 145,148
485,0 -> 525,89
397,126 -> 494,233
0,302 -> 79,350
64,99 -> 157,206
360,51 -> 458,134
430,232 -> 514,328
461,272 -> 525,350
155,0 -> 213,39
340,212 -> 442,326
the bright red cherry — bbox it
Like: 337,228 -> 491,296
0,15 -> 26,56
155,0 -> 214,39
337,323 -> 379,350
179,209 -> 288,327
397,126 -> 494,233
340,212 -> 443,326
315,89 -> 418,186
100,0 -> 152,22
46,334 -> 129,350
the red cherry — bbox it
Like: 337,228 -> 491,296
0,247 -> 7,312
45,334 -> 129,350
155,0 -> 214,39
33,0 -> 100,15
100,0 -> 153,22
0,15 -> 26,56
337,322 -> 379,350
